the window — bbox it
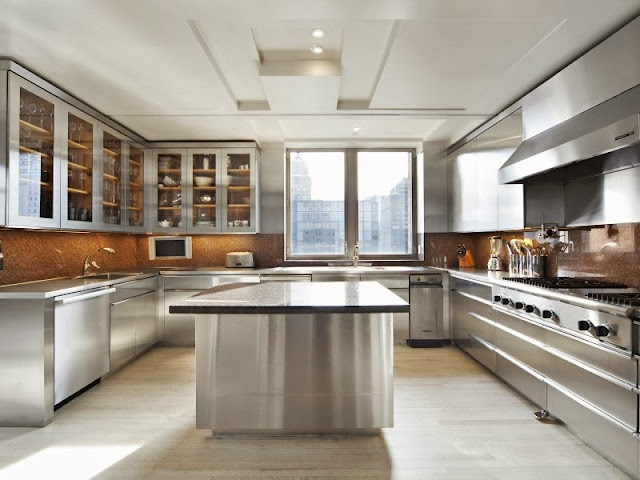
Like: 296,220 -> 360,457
286,149 -> 420,261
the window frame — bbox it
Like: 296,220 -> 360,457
285,147 -> 422,262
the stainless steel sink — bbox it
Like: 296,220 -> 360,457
75,272 -> 143,280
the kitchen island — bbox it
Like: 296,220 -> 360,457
169,281 -> 409,434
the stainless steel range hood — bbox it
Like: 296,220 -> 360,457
499,84 -> 640,184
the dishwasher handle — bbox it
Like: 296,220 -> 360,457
56,287 -> 116,305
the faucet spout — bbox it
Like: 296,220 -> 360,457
352,242 -> 359,267
83,247 -> 116,276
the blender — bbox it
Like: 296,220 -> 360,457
487,236 -> 504,271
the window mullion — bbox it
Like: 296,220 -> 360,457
344,148 -> 358,258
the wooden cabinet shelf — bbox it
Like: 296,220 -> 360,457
194,204 -> 216,208
158,168 -> 181,174
227,169 -> 250,175
103,147 -> 119,157
68,187 -> 90,195
103,201 -> 119,207
103,173 -> 119,181
228,185 -> 250,190
158,206 -> 181,211
128,206 -> 142,211
158,185 -> 181,190
227,204 -> 250,208
19,145 -> 51,157
68,139 -> 89,150
193,186 -> 216,190
19,119 -> 53,138
129,182 -> 141,188
193,168 -> 216,174
68,162 -> 89,171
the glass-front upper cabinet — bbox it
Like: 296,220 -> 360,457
61,107 -> 98,229
152,149 -> 186,232
126,144 -> 147,232
100,128 -> 125,230
187,149 -> 220,232
7,74 -> 61,228
221,148 -> 258,233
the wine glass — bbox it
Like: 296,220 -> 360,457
69,121 -> 77,142
77,123 -> 84,143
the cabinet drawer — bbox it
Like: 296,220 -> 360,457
546,351 -> 637,429
163,274 -> 259,290
451,277 -> 492,302
547,384 -> 638,479
467,334 -> 496,372
494,324 -> 546,375
361,274 -> 408,289
468,311 -> 495,345
451,290 -> 470,347
112,277 -> 157,302
495,353 -> 546,408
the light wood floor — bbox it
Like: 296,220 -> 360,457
0,345 -> 630,479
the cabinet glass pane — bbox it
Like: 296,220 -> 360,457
18,88 -> 55,219
128,146 -> 144,227
103,132 -> 123,225
357,151 -> 412,254
67,113 -> 93,222
157,153 -> 182,228
226,153 -> 251,229
192,152 -> 216,228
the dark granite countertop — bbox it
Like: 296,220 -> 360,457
169,281 -> 410,315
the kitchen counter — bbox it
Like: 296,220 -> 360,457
177,280 -> 403,433
169,281 -> 409,315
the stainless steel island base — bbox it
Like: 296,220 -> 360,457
196,312 -> 393,433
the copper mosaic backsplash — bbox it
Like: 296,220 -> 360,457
0,229 -> 139,285
0,224 -> 638,289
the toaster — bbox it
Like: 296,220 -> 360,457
225,251 -> 255,268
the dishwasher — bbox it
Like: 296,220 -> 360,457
54,287 -> 114,405
407,273 -> 443,347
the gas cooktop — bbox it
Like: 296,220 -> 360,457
587,292 -> 640,307
504,277 -> 627,289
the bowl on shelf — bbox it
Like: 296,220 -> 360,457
194,176 -> 214,187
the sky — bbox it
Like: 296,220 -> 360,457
292,151 -> 410,201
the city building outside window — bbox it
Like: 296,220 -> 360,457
286,149 -> 419,261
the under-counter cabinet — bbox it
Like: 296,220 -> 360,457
152,145 -> 259,234
110,277 -> 158,371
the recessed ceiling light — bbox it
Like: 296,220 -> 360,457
352,127 -> 361,135
311,28 -> 325,39
310,45 -> 324,54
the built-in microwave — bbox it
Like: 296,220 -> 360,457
148,236 -> 192,260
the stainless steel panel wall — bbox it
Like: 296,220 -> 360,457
495,353 -> 546,408
451,277 -> 493,303
259,144 -> 285,234
196,312 -> 394,432
448,139 -> 477,232
423,141 -> 449,233
547,384 -> 638,479
392,288 -> 410,345
0,299 -> 54,427
451,290 -> 470,347
522,16 -> 640,139
468,312 -> 495,346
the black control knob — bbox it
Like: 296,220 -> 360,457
578,320 -> 592,331
515,301 -> 525,310
542,310 -> 554,319
595,325 -> 612,337
493,295 -> 502,303
525,305 -> 535,313
501,297 -> 511,306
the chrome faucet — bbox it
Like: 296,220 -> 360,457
352,242 -> 359,267
83,247 -> 116,276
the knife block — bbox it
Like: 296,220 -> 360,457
458,250 -> 475,268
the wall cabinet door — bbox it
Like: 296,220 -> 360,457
134,292 -> 157,354
449,139 -> 477,232
152,149 -> 187,233
221,148 -> 259,233
61,106 -> 99,230
7,73 -> 62,228
187,149 -> 221,233
98,126 -> 126,230
126,143 -> 149,233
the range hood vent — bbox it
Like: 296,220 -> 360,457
499,84 -> 640,184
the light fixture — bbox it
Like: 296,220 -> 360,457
352,127 -> 360,135
310,45 -> 324,54
311,28 -> 325,39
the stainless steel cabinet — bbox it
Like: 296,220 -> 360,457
110,278 -> 158,371
152,146 -> 260,234
54,287 -> 113,404
125,143 -> 149,233
447,110 -> 524,232
161,274 -> 260,346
